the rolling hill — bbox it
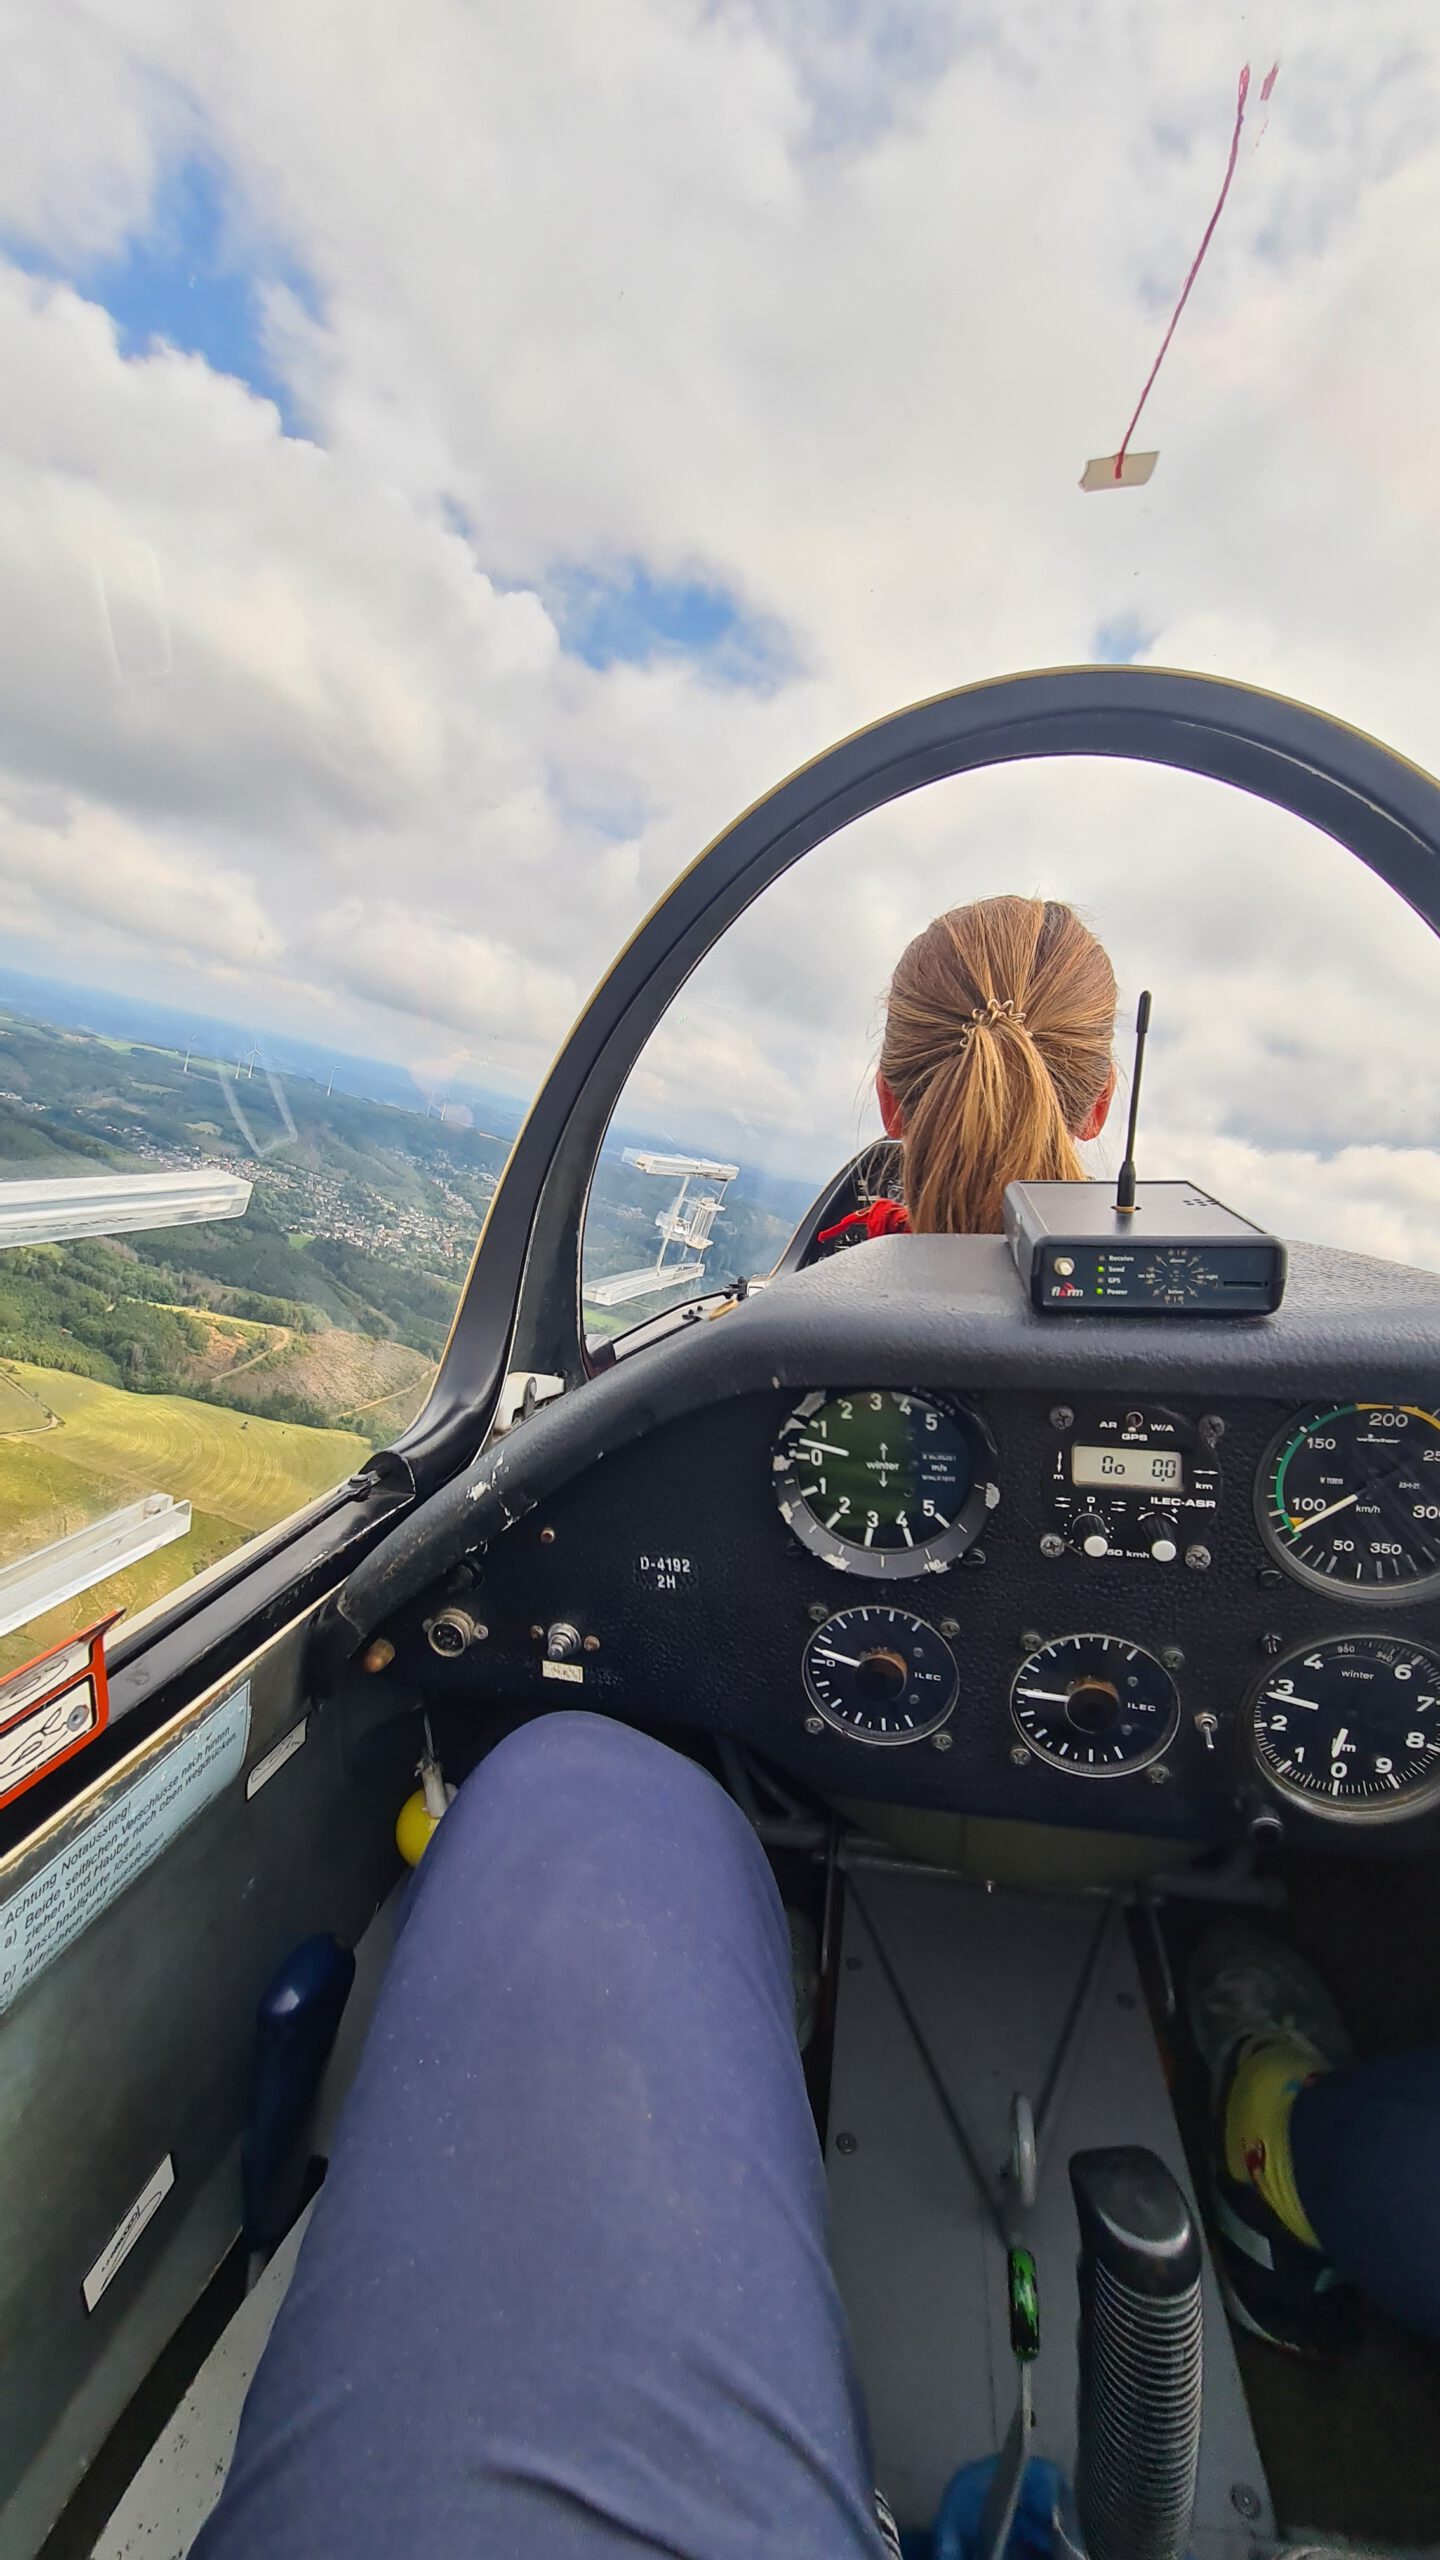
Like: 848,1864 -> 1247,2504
0,1361 -> 368,1675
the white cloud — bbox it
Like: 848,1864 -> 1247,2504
2,0 -> 1440,1272
309,900 -> 580,1060
0,794 -> 281,967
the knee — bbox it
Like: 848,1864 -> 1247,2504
397,1711 -> 789,2021
437,1710 -> 760,1876
478,1709 -> 708,1811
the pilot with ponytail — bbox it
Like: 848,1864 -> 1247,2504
818,895 -> 1119,1247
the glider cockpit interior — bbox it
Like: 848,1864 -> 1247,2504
4,671 -> 1440,2560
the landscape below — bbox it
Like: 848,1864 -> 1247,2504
0,1006 -> 797,1669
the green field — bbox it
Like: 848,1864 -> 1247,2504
0,1370 -> 51,1434
0,1362 -> 367,1674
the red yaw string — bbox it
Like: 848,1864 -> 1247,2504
1113,60 -> 1279,481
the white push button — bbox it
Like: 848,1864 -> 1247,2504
1083,1530 -> 1109,1558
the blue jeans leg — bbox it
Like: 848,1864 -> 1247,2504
194,1711 -> 883,2559
1289,2049 -> 1440,2340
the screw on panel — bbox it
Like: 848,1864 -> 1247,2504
1184,1544 -> 1212,1571
1020,1630 -> 1044,1653
539,1526 -> 556,1546
583,1634 -> 600,1654
932,1731 -> 954,1752
1200,1415 -> 1226,1447
1257,1565 -> 1283,1589
1049,1406 -> 1074,1430
938,1617 -> 960,1638
1010,1744 -> 1032,1766
1146,1762 -> 1171,1785
1229,2486 -> 1261,2521
530,1624 -> 544,1643
1160,1644 -> 1185,1672
804,1715 -> 825,1736
808,1601 -> 831,1623
1040,1532 -> 1066,1560
835,2132 -> 858,2155
964,1545 -> 987,1567
1259,1631 -> 1283,1655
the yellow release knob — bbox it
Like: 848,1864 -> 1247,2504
396,1786 -> 444,1867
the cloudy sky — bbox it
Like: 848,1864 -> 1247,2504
5,0 -> 1440,1266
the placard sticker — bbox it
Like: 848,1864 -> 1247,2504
82,2155 -> 175,2312
0,1614 -> 119,1812
0,1681 -> 250,2014
245,1715 -> 309,1799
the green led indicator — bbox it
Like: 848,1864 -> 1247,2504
1008,2247 -> 1040,2360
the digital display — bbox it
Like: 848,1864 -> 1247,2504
1071,1444 -> 1184,1492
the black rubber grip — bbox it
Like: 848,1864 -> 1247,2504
1069,2147 -> 1204,2560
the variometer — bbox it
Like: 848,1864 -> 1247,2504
802,1606 -> 958,1744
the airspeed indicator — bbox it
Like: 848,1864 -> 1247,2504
1258,1404 -> 1440,1599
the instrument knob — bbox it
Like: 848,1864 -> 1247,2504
1073,1511 -> 1110,1558
1140,1511 -> 1178,1563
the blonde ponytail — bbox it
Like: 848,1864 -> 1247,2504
880,898 -> 1117,1235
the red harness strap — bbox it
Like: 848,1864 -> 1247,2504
815,1197 -> 911,1248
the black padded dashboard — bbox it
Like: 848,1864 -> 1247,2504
334,1238 -> 1440,1855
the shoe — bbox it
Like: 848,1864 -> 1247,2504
1188,1921 -> 1352,2089
1186,1923 -> 1360,2357
872,2488 -> 903,2557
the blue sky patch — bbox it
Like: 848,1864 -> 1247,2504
551,563 -> 794,687
7,156 -> 312,434
1092,612 -> 1156,663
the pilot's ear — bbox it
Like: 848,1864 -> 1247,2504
1078,1059 -> 1118,1144
876,1070 -> 905,1139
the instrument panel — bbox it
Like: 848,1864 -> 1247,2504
774,1390 -> 1440,1823
403,1378 -> 1440,1852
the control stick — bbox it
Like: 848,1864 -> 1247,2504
1065,2147 -> 1203,2560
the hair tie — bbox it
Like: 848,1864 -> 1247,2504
970,997 -> 1026,1029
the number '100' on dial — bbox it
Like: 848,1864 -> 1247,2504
774,1390 -> 996,1580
